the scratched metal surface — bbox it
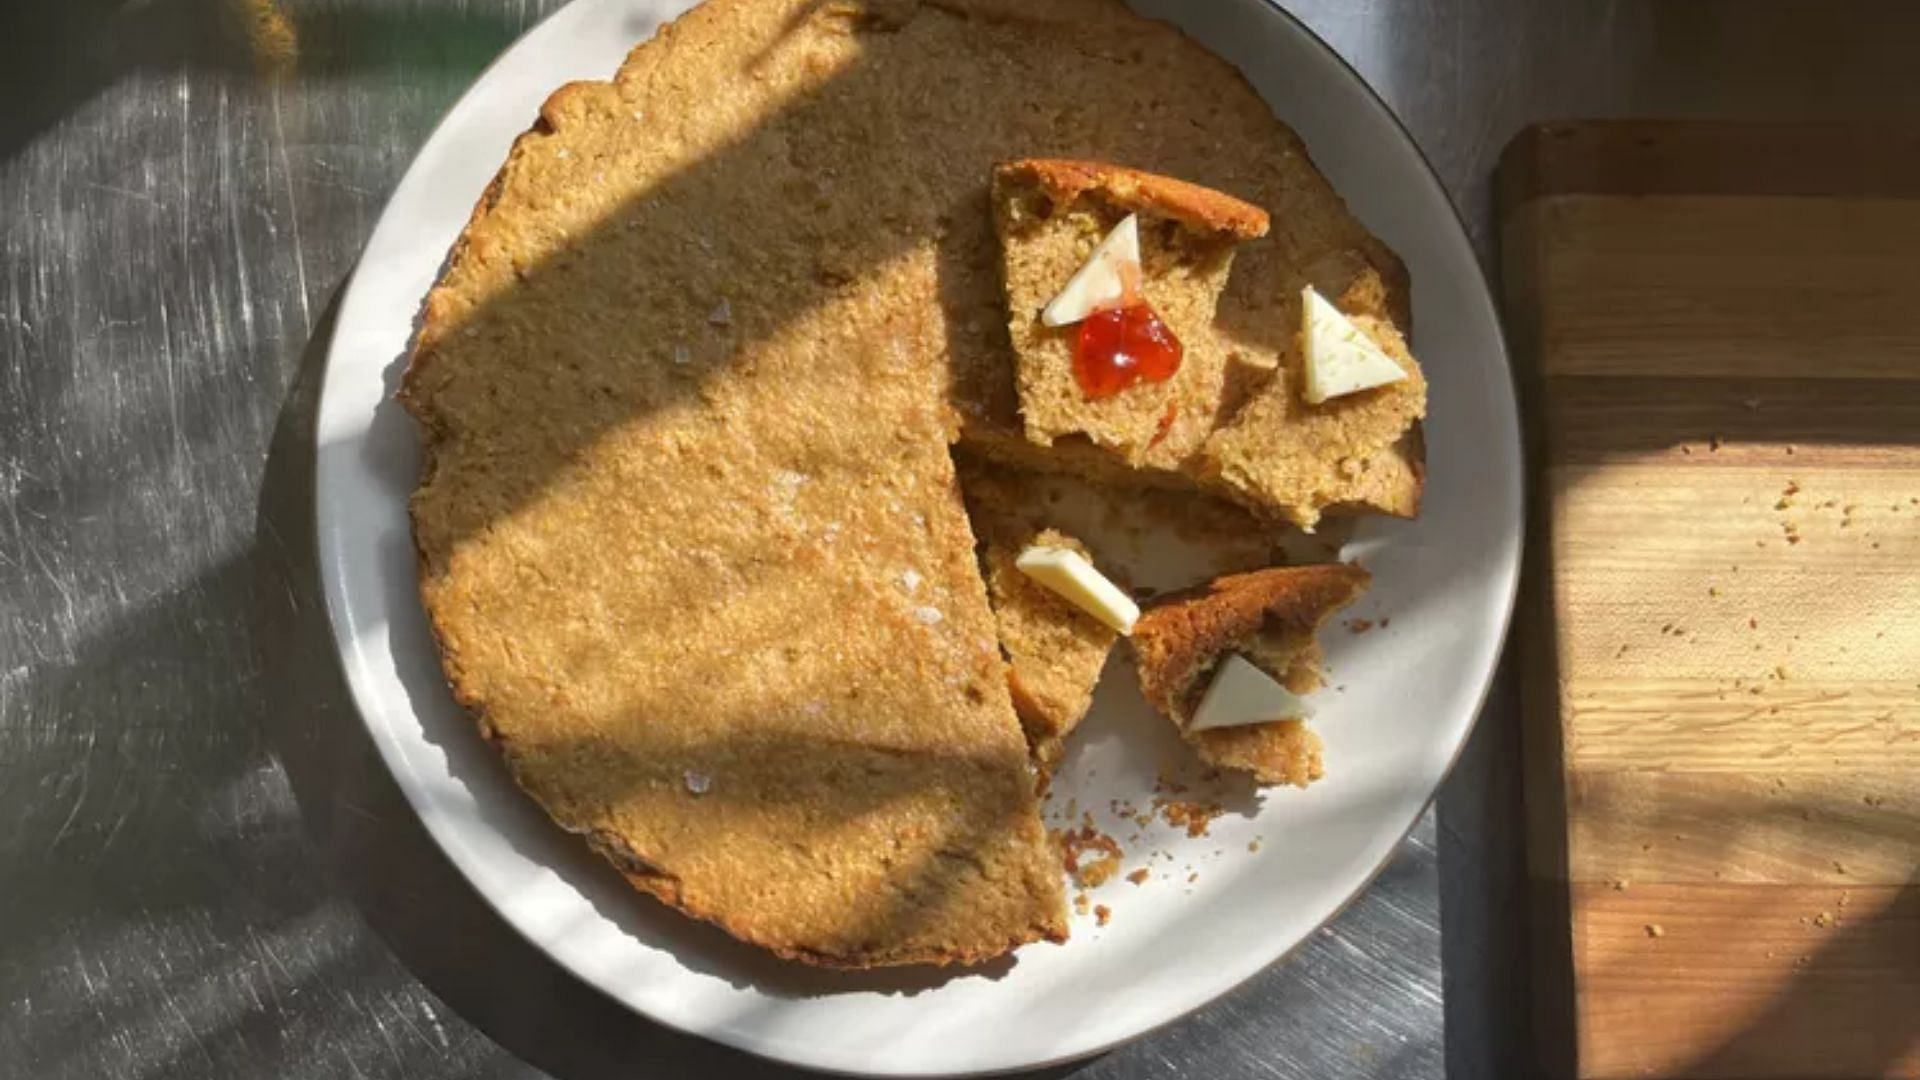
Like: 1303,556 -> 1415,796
19,1 -> 1897,1078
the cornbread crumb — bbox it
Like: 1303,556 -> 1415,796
1154,798 -> 1226,839
1059,825 -> 1125,887
1646,924 -> 1666,939
1126,868 -> 1150,886
1094,904 -> 1112,927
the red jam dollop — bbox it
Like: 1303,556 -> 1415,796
1073,303 -> 1183,400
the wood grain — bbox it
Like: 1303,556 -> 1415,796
1503,123 -> 1920,1079
1522,196 -> 1920,379
1575,883 -> 1920,1080
1498,122 -> 1920,203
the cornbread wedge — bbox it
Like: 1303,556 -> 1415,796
977,526 -> 1118,787
1131,564 -> 1369,786
991,159 -> 1269,470
958,457 -> 1118,785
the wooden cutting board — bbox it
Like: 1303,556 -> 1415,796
1500,122 -> 1920,1080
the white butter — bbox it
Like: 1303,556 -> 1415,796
1188,653 -> 1314,733
1041,214 -> 1141,327
1301,285 -> 1408,403
1014,544 -> 1139,634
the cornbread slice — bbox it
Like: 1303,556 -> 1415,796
979,527 -> 1118,785
1200,267 -> 1428,531
1131,564 -> 1370,786
959,457 -> 1119,784
991,159 -> 1269,470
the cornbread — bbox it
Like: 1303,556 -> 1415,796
400,0 -> 1420,967
979,526 -> 1118,784
991,159 -> 1268,469
1131,565 -> 1369,785
1200,268 -> 1427,530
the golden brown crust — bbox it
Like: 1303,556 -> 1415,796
1133,564 -> 1371,700
1130,564 -> 1367,785
995,158 -> 1271,239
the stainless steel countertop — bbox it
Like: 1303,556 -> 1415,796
6,2 -> 1911,1078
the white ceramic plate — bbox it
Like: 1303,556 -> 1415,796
314,1 -> 1521,1074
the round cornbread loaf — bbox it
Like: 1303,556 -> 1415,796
401,0 -> 1414,967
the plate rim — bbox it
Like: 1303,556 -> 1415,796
312,0 -> 1523,1074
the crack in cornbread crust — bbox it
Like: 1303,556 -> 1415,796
399,0 -> 1420,968
1131,565 -> 1368,786
999,158 -> 1271,238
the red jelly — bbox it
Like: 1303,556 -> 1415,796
1073,303 -> 1183,400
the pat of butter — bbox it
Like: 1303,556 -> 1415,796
1188,653 -> 1314,733
1302,285 -> 1408,404
1014,545 -> 1139,634
1041,214 -> 1141,327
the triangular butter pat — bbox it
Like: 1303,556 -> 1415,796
1302,285 -> 1408,404
1014,544 -> 1139,634
1188,653 -> 1314,733
1041,214 -> 1141,327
